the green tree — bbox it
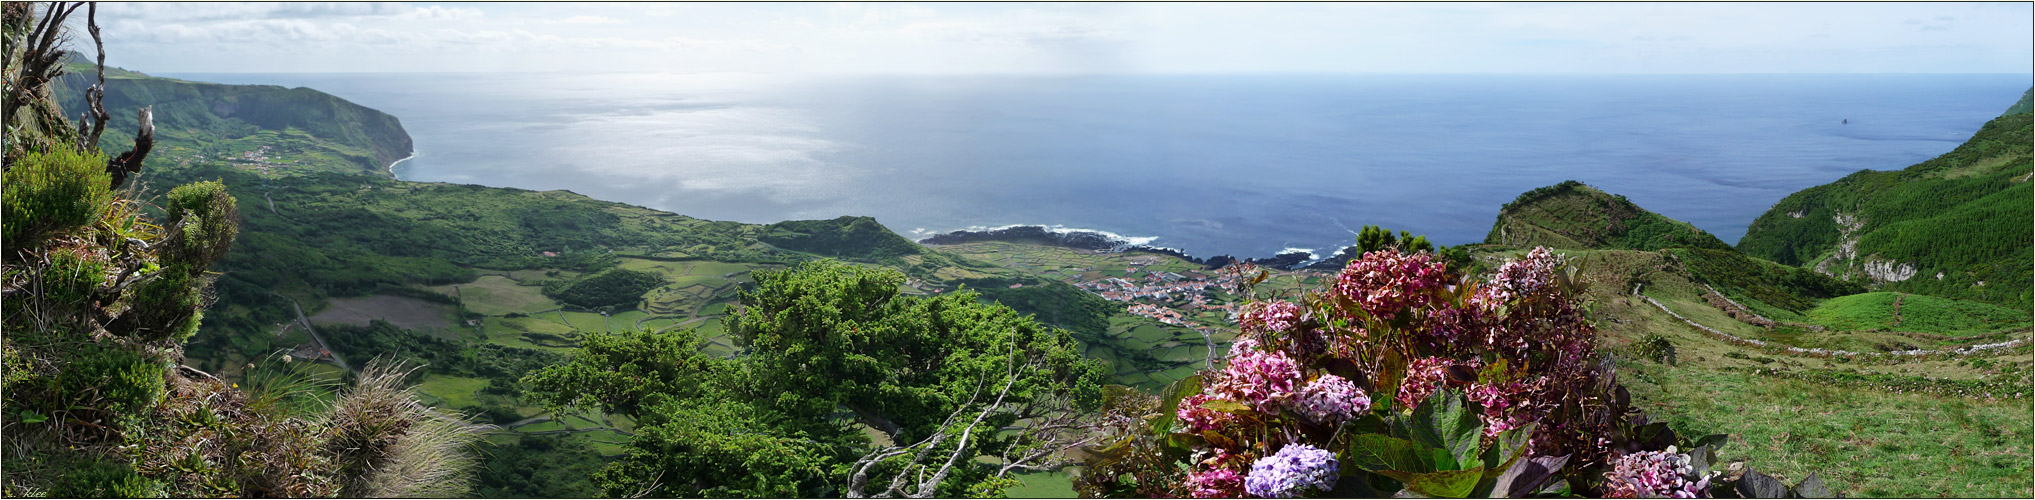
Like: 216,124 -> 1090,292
525,259 -> 1106,498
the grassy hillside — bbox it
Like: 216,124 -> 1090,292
1549,248 -> 2030,497
1484,180 -> 1733,251
1736,91 -> 2032,307
759,216 -> 923,261
2005,88 -> 2033,116
51,62 -> 412,174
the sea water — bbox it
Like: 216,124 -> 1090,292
166,72 -> 2031,259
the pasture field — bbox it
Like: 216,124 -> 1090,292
1566,248 -> 2031,498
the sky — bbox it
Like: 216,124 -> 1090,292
77,2 -> 2035,74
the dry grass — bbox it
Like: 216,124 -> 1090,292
323,358 -> 485,498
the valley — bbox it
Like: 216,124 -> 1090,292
33,62 -> 2034,498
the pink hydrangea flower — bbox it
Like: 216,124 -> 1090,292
1604,449 -> 1711,498
1334,250 -> 1449,322
1466,378 -> 1537,438
1257,301 -> 1305,333
1292,374 -> 1369,426
1476,246 -> 1560,306
1210,349 -> 1303,413
1227,336 -> 1262,359
1185,466 -> 1246,498
1178,394 -> 1241,432
1394,356 -> 1470,410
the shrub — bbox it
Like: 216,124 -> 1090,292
107,266 -> 206,341
49,457 -> 165,498
160,180 -> 239,272
62,342 -> 165,416
1079,248 -> 1803,498
29,245 -> 112,317
2,146 -> 111,249
1634,333 -> 1678,365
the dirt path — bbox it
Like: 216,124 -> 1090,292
1890,294 -> 1905,327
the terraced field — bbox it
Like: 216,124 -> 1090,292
1564,248 -> 2031,497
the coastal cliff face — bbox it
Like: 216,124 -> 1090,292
1737,89 -> 2033,307
52,58 -> 413,174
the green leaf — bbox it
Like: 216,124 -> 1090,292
1347,434 -> 1433,473
1200,430 -> 1237,449
19,410 -> 48,424
1409,388 -> 1484,468
1200,398 -> 1251,414
1476,357 -> 1511,385
1693,433 -> 1730,451
1487,455 -> 1568,498
1150,375 -> 1204,434
1377,350 -> 1407,409
1395,468 -> 1485,498
1166,432 -> 1208,450
1479,422 -> 1536,479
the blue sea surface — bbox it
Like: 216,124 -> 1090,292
167,72 -> 2031,259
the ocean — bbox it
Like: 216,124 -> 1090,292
166,72 -> 2031,259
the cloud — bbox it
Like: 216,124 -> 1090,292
102,2 -> 418,22
549,15 -> 625,26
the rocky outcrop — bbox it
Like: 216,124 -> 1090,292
1863,257 -> 1917,283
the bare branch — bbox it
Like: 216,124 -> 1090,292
80,2 -> 107,150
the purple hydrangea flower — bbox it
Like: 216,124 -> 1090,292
1244,443 -> 1339,498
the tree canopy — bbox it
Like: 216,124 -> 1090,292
524,259 -> 1106,497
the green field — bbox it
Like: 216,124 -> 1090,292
1575,248 -> 2032,497
1806,292 -> 2031,335
416,375 -> 491,410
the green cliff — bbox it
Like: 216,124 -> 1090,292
1484,180 -> 1732,252
52,59 -> 412,174
1736,89 -> 2032,307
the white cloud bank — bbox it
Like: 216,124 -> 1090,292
74,2 -> 2035,74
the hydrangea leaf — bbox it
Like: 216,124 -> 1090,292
1396,468 -> 1484,498
1200,398 -> 1252,414
1792,473 -> 1830,499
1734,469 -> 1789,498
1475,357 -> 1511,386
1479,422 -> 1536,479
1347,434 -> 1432,474
1486,454 -> 1567,498
1377,349 -> 1407,408
1409,388 -> 1484,468
1150,374 -> 1203,434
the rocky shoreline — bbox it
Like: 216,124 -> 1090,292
917,225 -> 1339,270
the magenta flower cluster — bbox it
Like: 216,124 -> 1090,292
1209,349 -> 1303,413
1293,374 -> 1369,426
1604,449 -> 1712,498
1333,250 -> 1448,322
1478,246 -> 1560,305
1394,356 -> 1464,409
1249,300 -> 1306,334
1185,466 -> 1246,498
1243,444 -> 1339,498
1177,394 -> 1240,432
